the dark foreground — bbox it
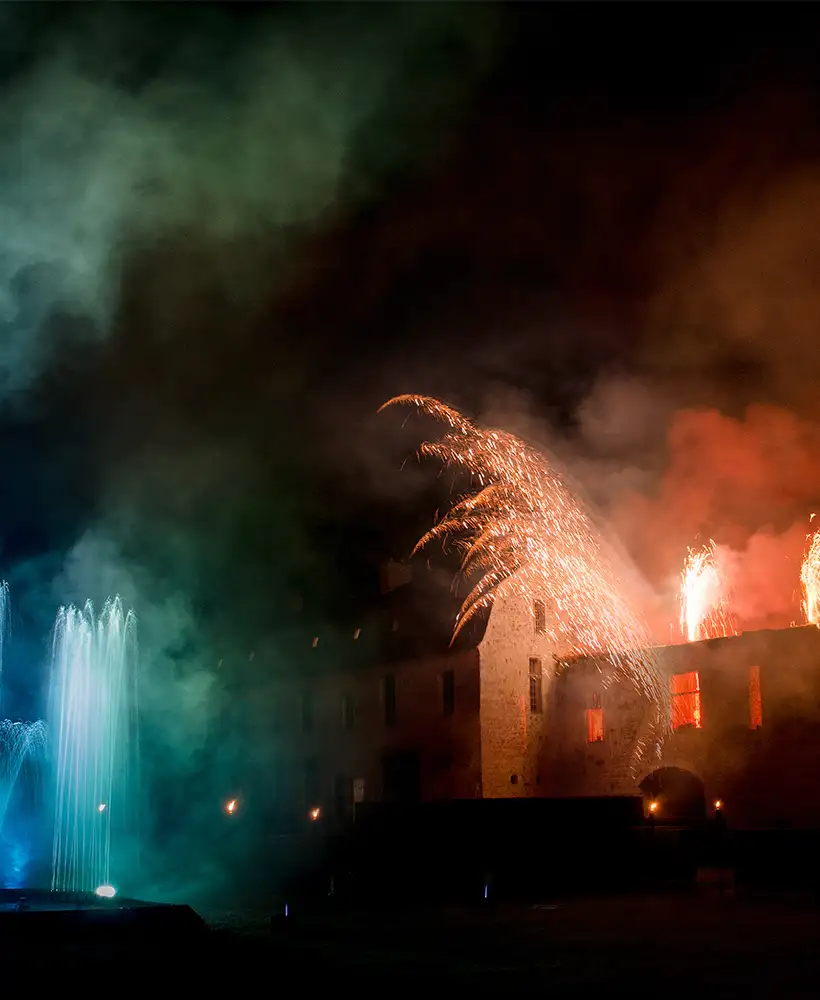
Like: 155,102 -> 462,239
9,888 -> 815,992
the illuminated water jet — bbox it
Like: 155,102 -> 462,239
49,597 -> 138,893
0,720 -> 46,837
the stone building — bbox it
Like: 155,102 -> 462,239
264,563 -> 820,830
548,624 -> 820,828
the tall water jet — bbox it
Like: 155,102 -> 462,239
49,597 -> 138,893
0,720 -> 46,836
0,719 -> 47,887
0,580 -> 8,714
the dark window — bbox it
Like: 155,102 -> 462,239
301,690 -> 314,732
442,669 -> 455,716
341,693 -> 355,730
304,757 -> 320,806
334,775 -> 354,820
529,657 -> 543,713
381,749 -> 420,803
533,600 -> 547,634
383,675 -> 397,726
510,773 -> 519,785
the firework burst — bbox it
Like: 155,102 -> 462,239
679,542 -> 736,643
801,529 -> 820,625
381,394 -> 667,719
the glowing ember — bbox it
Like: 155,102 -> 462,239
309,806 -> 321,821
225,799 -> 237,815
801,530 -> 820,625
380,395 -> 667,723
679,542 -> 734,642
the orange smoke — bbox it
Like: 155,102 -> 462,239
613,406 -> 820,631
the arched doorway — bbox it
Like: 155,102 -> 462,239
640,767 -> 706,823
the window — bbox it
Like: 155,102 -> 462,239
383,675 -> 397,726
671,671 -> 702,730
529,657 -> 543,713
341,693 -> 355,730
304,757 -> 320,806
533,600 -> 547,635
587,708 -> 605,743
442,669 -> 455,716
334,775 -> 354,820
301,690 -> 314,733
749,665 -> 763,730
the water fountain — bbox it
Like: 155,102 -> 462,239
49,597 -> 138,893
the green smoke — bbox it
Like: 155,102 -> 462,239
1,3 -> 503,903
0,4 -> 499,399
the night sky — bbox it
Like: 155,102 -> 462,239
4,3 -> 820,886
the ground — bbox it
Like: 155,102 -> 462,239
206,890 -> 820,994
5,890 -> 820,991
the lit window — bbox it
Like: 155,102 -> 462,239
533,600 -> 547,634
749,665 -> 762,730
586,707 -> 605,743
671,671 -> 702,730
529,657 -> 543,713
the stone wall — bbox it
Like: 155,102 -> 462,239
477,588 -> 568,798
544,626 -> 820,828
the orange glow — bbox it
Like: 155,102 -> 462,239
714,799 -> 723,811
679,542 -> 735,642
586,707 -> 605,743
648,800 -> 659,814
671,671 -> 702,730
801,530 -> 820,625
309,806 -> 321,821
749,665 -> 763,729
225,799 -> 237,815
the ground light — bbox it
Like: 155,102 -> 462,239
94,884 -> 117,898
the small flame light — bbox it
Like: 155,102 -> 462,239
225,799 -> 237,815
94,884 -> 117,899
648,800 -> 659,815
97,803 -> 107,813
714,799 -> 723,811
309,806 -> 321,822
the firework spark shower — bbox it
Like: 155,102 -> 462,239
801,530 -> 820,626
381,395 -> 667,716
678,542 -> 735,643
